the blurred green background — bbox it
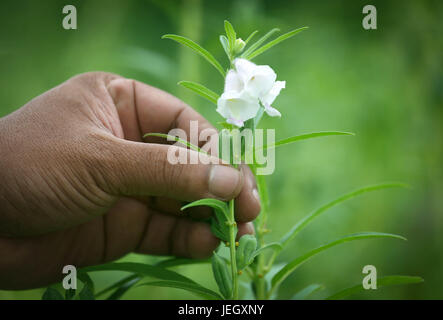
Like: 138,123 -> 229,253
0,0 -> 442,299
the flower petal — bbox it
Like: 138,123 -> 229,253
263,80 -> 285,105
263,102 -> 282,117
226,118 -> 244,127
224,69 -> 244,93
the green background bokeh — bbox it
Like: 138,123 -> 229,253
0,0 -> 442,299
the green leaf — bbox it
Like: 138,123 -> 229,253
280,183 -> 409,247
178,81 -> 219,104
256,131 -> 354,151
79,284 -> 95,300
212,252 -> 232,299
42,287 -> 64,300
246,27 -> 308,60
181,198 -> 230,221
78,272 -> 95,294
326,276 -> 424,300
271,232 -> 406,294
81,262 -> 195,284
139,280 -> 223,300
65,288 -> 76,300
107,276 -> 140,300
219,35 -> 230,57
244,30 -> 258,45
155,257 -> 210,268
143,133 -> 207,154
224,20 -> 236,52
240,28 -> 280,59
292,284 -> 324,300
95,274 -> 140,298
236,235 -> 258,270
162,34 -> 226,77
251,242 -> 283,260
182,199 -> 231,241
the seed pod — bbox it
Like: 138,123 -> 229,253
211,252 -> 232,299
236,234 -> 258,270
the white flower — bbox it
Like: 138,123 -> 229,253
216,58 -> 285,127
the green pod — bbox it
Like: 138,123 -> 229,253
236,235 -> 258,270
211,252 -> 232,299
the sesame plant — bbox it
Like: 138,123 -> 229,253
42,21 -> 422,300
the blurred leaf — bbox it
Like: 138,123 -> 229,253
79,284 -> 95,300
78,272 -> 95,294
162,34 -> 226,77
241,28 -> 280,59
271,232 -> 406,294
107,277 -> 140,300
326,276 -> 424,300
178,80 -> 219,104
219,35 -> 230,57
42,287 -> 64,300
155,257 -> 210,268
251,242 -> 283,260
65,288 -> 76,300
292,284 -> 324,300
224,20 -> 236,52
143,133 -> 206,154
280,183 -> 409,247
246,27 -> 308,60
138,280 -> 223,300
95,274 -> 140,298
81,262 -> 195,284
244,30 -> 258,45
256,131 -> 354,151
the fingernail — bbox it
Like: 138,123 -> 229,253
208,165 -> 242,199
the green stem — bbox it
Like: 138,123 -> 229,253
228,198 -> 239,299
252,171 -> 270,299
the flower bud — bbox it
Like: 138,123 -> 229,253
233,38 -> 246,54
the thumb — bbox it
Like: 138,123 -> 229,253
102,139 -> 244,202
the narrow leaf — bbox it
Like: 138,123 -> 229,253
78,272 -> 95,294
292,284 -> 324,300
155,258 -> 210,268
138,280 -> 223,300
162,34 -> 226,77
256,131 -> 354,151
79,284 -> 95,300
181,198 -> 230,221
224,20 -> 236,51
241,28 -> 280,59
143,133 -> 207,155
246,27 -> 308,60
81,262 -> 195,284
271,232 -> 406,293
42,287 -> 64,300
244,30 -> 258,45
326,276 -> 424,300
95,274 -> 140,298
251,242 -> 283,260
178,81 -> 219,104
280,183 -> 409,247
107,277 -> 140,300
219,35 -> 230,57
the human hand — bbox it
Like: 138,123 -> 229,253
0,72 -> 260,289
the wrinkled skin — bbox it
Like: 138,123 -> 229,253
0,72 -> 261,289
